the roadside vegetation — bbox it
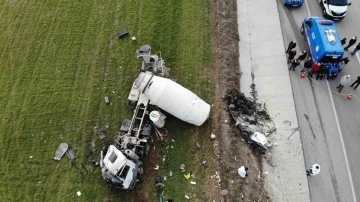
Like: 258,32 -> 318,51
0,0 -> 215,201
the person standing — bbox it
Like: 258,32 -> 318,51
289,59 -> 301,71
337,61 -> 346,73
306,164 -> 320,176
301,57 -> 313,72
287,50 -> 297,64
308,62 -> 320,77
340,57 -> 350,65
344,36 -> 357,51
350,76 -> 360,90
341,37 -> 347,46
351,43 -> 360,56
327,66 -> 339,80
286,41 -> 296,53
336,75 -> 351,93
297,50 -> 307,61
316,64 -> 326,80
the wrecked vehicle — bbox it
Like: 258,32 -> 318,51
100,45 -> 210,190
101,145 -> 143,190
225,89 -> 275,153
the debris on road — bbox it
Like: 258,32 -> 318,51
53,142 -> 69,161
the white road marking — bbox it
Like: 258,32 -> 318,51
304,0 -> 357,201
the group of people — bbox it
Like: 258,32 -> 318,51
286,40 -> 360,93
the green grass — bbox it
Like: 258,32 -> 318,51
0,0 -> 214,201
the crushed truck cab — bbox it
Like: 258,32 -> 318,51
300,17 -> 344,67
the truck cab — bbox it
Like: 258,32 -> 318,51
300,17 -> 344,67
318,0 -> 351,20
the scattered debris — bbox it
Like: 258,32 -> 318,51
92,160 -> 99,167
238,166 -> 248,178
104,96 -> 110,104
210,133 -> 216,140
180,164 -> 186,172
117,31 -> 129,38
29,156 -> 33,159
66,147 -> 76,160
77,191 -> 81,197
185,195 -> 190,199
155,177 -> 164,189
90,140 -> 96,152
99,132 -> 106,140
184,173 -> 191,180
71,161 -> 86,177
154,165 -> 159,170
221,189 -> 229,196
131,36 -> 136,41
201,161 -> 208,167
196,142 -> 201,149
283,120 -> 291,126
53,142 -> 69,161
190,181 -> 196,185
225,89 -> 275,153
169,171 -> 173,177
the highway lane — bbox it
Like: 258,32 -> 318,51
277,0 -> 360,201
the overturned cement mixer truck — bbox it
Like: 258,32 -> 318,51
100,45 -> 211,190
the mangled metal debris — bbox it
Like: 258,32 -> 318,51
225,89 -> 275,153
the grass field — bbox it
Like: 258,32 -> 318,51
0,0 -> 215,201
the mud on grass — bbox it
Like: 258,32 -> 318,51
213,0 -> 270,201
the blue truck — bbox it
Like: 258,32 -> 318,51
284,0 -> 304,7
300,17 -> 344,67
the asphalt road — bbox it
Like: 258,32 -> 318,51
276,1 -> 360,201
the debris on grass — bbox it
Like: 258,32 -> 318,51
154,165 -> 159,170
66,147 -> 75,160
184,173 -> 191,180
180,164 -> 185,172
117,31 -> 129,38
53,142 -> 69,161
190,181 -> 196,185
221,189 -> 229,196
185,195 -> 190,199
104,96 -> 110,104
201,161 -> 208,167
76,191 -> 81,197
210,133 -> 216,140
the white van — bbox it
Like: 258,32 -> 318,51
318,0 -> 351,20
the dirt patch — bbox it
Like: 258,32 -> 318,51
212,0 -> 269,201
